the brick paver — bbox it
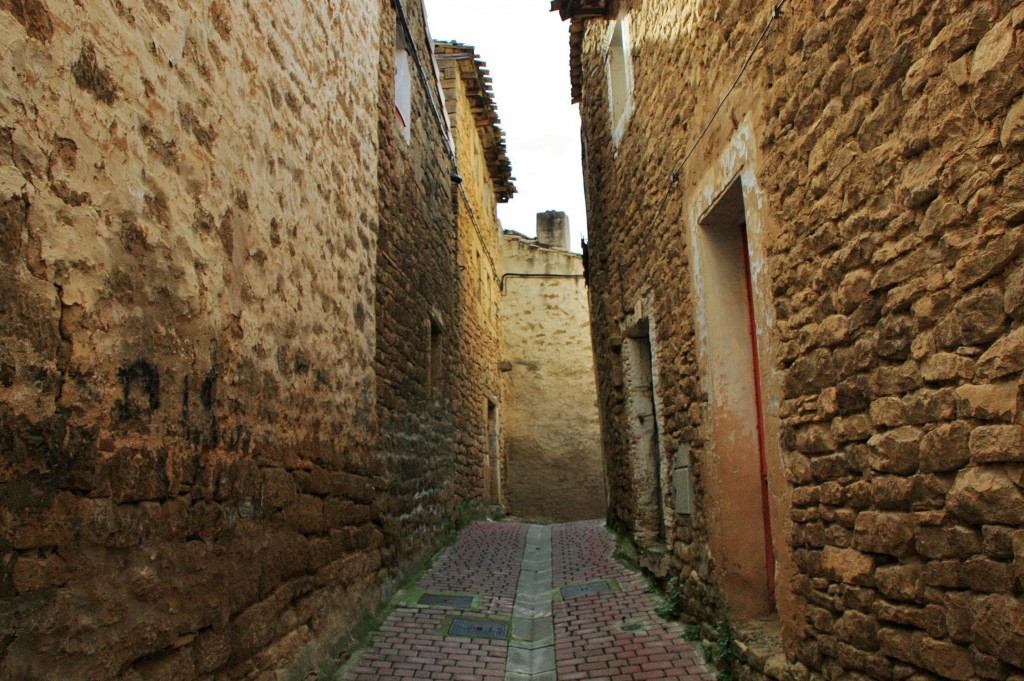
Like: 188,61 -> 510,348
341,522 -> 528,681
339,520 -> 714,680
552,521 -> 714,681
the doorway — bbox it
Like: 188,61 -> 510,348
623,320 -> 665,548
697,179 -> 775,616
486,400 -> 501,505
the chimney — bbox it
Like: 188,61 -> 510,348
536,211 -> 570,251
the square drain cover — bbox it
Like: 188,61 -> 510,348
448,618 -> 509,640
418,593 -> 474,609
561,581 -> 612,599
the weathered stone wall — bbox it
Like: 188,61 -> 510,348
374,1 -> 467,572
438,42 -> 508,511
0,1 -> 385,679
499,230 -> 605,521
572,0 -> 1024,678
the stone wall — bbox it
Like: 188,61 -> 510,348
0,0 -> 508,678
437,40 -> 509,511
500,228 -> 605,521
568,0 -> 1024,679
374,0 -> 467,574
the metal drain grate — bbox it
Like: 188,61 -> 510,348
560,580 -> 612,599
448,618 -> 509,640
418,593 -> 474,609
619,621 -> 645,632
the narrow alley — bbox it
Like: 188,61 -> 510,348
341,521 -> 712,681
2,1 -> 1024,681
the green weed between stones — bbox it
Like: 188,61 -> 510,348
655,576 -> 684,620
701,620 -> 737,681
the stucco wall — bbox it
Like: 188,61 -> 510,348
572,0 -> 1024,679
1,1 -> 383,679
500,232 -> 605,521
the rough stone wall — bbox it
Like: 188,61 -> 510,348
0,1 -> 384,679
441,54 -> 507,511
374,1 -> 466,571
499,232 -> 605,521
573,0 -> 1024,679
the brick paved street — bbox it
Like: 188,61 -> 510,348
338,520 -> 713,680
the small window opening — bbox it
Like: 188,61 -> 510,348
395,20 -> 412,143
607,16 -> 633,145
428,316 -> 442,397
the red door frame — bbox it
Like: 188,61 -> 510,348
740,224 -> 775,606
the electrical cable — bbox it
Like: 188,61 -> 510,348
667,0 -> 787,182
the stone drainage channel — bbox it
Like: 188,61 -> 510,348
507,525 -> 556,680
337,520 -> 713,681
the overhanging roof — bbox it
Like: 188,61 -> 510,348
434,41 -> 516,203
550,0 -> 609,103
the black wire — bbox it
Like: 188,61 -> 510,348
668,0 -> 786,181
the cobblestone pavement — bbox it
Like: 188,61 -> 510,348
338,520 -> 713,681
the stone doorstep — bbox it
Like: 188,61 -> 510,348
730,617 -> 803,681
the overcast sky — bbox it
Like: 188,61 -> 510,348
423,0 -> 588,251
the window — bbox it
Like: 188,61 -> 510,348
428,315 -> 442,397
395,21 -> 412,143
607,15 -> 634,146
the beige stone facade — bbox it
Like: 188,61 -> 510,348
500,215 -> 605,521
559,0 -> 1024,679
0,1 -> 510,678
437,40 -> 514,511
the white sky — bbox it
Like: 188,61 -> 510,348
423,0 -> 588,251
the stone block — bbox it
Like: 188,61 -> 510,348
11,551 -> 68,593
878,626 -> 920,664
786,349 -> 838,398
919,421 -> 971,472
970,16 -> 1015,84
810,453 -> 854,482
982,524 -> 1016,560
875,562 -> 924,602
832,414 -> 874,443
947,466 -> 1024,525
820,546 -> 874,585
953,231 -> 1024,290
961,557 -> 1015,593
973,594 -> 1024,667
921,352 -> 974,383
1002,94 -> 1024,148
870,475 -> 913,510
867,426 -> 921,474
261,468 -> 298,510
922,559 -> 965,588
875,315 -> 913,360
834,610 -> 879,651
918,636 -> 975,680
955,382 -> 1019,421
976,326 -> 1024,380
795,423 -> 839,453
954,288 -> 1009,345
853,512 -> 915,557
836,269 -> 872,313
869,397 -> 906,428
914,525 -> 982,559
1009,260 -> 1024,320
969,425 -> 1024,463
